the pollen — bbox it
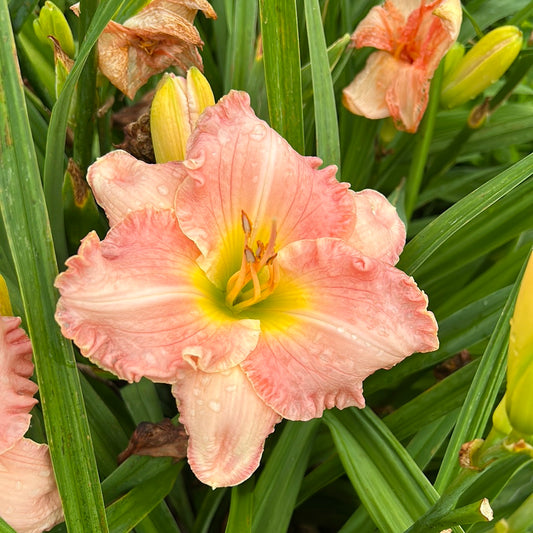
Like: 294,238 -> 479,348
225,211 -> 280,311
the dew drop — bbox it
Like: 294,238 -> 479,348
184,151 -> 205,170
250,124 -> 266,141
157,185 -> 169,196
225,384 -> 237,393
208,400 -> 221,412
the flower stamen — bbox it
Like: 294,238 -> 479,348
225,211 -> 279,311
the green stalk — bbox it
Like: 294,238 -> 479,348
0,0 -> 108,529
259,0 -> 305,153
73,0 -> 99,176
304,0 -> 340,167
404,64 -> 443,220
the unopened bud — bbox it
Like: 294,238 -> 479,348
33,1 -> 75,58
492,395 -> 513,436
150,68 -> 215,163
506,253 -> 533,435
441,26 -> 522,109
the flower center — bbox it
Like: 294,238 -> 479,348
225,211 -> 280,312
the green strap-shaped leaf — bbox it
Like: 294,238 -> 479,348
107,462 -> 181,533
435,256 -> 530,491
303,0 -> 340,167
0,0 -> 107,530
324,408 -> 439,532
0,518 -> 15,533
398,153 -> 533,275
43,0 -> 127,263
259,0 -> 305,153
252,420 -> 320,533
224,0 -> 258,92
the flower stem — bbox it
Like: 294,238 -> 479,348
73,0 -> 99,176
404,63 -> 444,220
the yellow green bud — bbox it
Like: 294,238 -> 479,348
440,26 -> 523,109
33,1 -> 75,58
150,68 -> 215,163
0,274 -> 13,316
492,395 -> 513,436
442,42 -> 465,79
506,253 -> 533,435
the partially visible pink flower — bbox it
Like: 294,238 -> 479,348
342,0 -> 462,132
74,0 -> 216,99
0,316 -> 63,533
55,90 -> 438,488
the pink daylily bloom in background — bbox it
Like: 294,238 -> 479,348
342,0 -> 462,132
55,91 -> 438,487
81,0 -> 216,99
0,316 -> 63,533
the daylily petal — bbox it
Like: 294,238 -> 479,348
241,238 -> 438,421
177,90 -> 355,285
0,316 -> 38,455
0,438 -> 63,533
344,0 -> 461,132
351,0 -> 406,52
387,63 -> 430,133
342,51 -> 402,120
87,150 -> 186,227
55,209 -> 260,382
97,0 -> 216,99
347,189 -> 406,265
172,365 -> 280,487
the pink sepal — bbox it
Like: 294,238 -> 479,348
87,150 -> 186,227
348,189 -> 406,265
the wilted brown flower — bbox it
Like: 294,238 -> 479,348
75,0 -> 216,99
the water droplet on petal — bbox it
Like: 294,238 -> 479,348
157,185 -> 169,196
208,400 -> 221,412
250,124 -> 266,141
225,384 -> 237,393
184,151 -> 205,170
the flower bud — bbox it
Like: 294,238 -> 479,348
492,394 -> 512,436
506,253 -> 533,435
0,274 -> 13,316
33,1 -> 75,58
440,26 -> 523,109
150,68 -> 215,163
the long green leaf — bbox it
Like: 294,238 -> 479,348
304,0 -> 340,167
259,0 -> 304,153
435,255 -> 530,491
325,408 -> 439,532
398,153 -> 533,275
43,0 -> 127,263
0,1 -> 107,530
252,420 -> 319,533
107,462 -> 181,533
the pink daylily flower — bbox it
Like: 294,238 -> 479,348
0,316 -> 63,533
55,91 -> 438,487
342,0 -> 462,132
79,0 -> 216,99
